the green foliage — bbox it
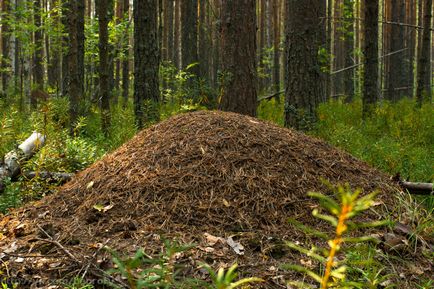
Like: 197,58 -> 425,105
106,240 -> 204,289
0,178 -> 22,214
315,98 -> 433,182
202,263 -> 263,289
285,182 -> 385,289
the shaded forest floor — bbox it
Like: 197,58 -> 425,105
0,97 -> 433,288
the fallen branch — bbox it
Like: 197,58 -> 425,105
0,132 -> 46,193
23,171 -> 73,183
401,181 -> 433,196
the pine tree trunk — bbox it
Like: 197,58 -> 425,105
219,0 -> 257,117
272,0 -> 280,94
96,0 -> 113,135
121,0 -> 129,106
416,0 -> 433,104
1,0 -> 10,92
198,0 -> 209,80
32,0 -> 44,108
68,0 -> 80,132
285,0 -> 322,129
47,0 -> 61,91
134,0 -> 160,128
363,0 -> 380,116
173,0 -> 180,68
181,0 -> 198,73
343,0 -> 354,101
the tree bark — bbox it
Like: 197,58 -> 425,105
32,0 -> 44,108
416,0 -> 433,104
181,0 -> 198,74
284,0 -> 322,130
219,0 -> 257,117
363,0 -> 380,117
343,0 -> 355,101
96,0 -> 113,136
0,132 -> 46,193
121,0 -> 129,106
1,0 -> 10,92
134,0 -> 160,129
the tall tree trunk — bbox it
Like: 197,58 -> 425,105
173,0 -> 180,68
385,0 -> 406,101
1,0 -> 10,92
219,0 -> 257,116
32,0 -> 44,108
77,0 -> 85,98
181,0 -> 198,80
406,0 -> 417,97
67,0 -> 80,131
198,0 -> 209,80
343,0 -> 354,101
96,0 -> 113,135
272,0 -> 281,94
47,0 -> 61,91
134,0 -> 160,129
166,0 -> 174,65
211,0 -> 221,89
121,0 -> 129,106
318,0 -> 327,102
61,1 -> 69,97
114,0 -> 123,95
285,0 -> 322,129
363,0 -> 380,116
416,0 -> 433,104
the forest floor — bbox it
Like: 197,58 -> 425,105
1,110 -> 432,288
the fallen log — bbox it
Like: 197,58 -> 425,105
23,171 -> 73,183
401,181 -> 433,196
0,132 -> 46,193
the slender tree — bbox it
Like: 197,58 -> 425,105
219,0 -> 257,116
32,0 -> 44,108
96,0 -> 113,135
121,0 -> 129,106
416,0 -> 433,104
363,0 -> 380,116
1,0 -> 10,92
67,0 -> 81,131
134,0 -> 160,128
386,0 -> 406,101
180,0 -> 198,73
284,0 -> 322,129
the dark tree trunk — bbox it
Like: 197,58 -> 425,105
386,0 -> 406,101
32,0 -> 44,108
173,0 -> 180,68
1,0 -> 10,92
416,0 -> 433,104
61,1 -> 69,97
326,0 -> 333,99
272,0 -> 281,94
406,0 -> 417,97
47,0 -> 61,91
284,0 -> 322,130
121,0 -> 129,106
77,0 -> 85,98
166,0 -> 174,65
318,0 -> 327,102
198,0 -> 209,80
67,0 -> 81,131
363,0 -> 380,117
134,0 -> 160,129
343,0 -> 354,101
114,0 -> 123,95
219,0 -> 257,116
211,0 -> 221,88
96,0 -> 113,135
181,0 -> 198,75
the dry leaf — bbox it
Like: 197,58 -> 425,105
226,236 -> 244,255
